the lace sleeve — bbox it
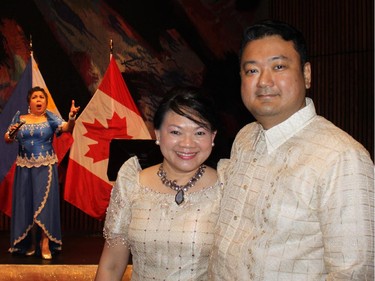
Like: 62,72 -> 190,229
103,156 -> 141,247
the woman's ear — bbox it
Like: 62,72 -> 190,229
211,131 -> 217,144
154,130 -> 160,143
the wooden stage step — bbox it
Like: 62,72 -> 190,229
0,264 -> 132,280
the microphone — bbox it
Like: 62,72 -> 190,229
8,119 -> 26,138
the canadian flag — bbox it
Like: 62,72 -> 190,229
64,57 -> 151,219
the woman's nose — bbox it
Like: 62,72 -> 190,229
180,135 -> 195,147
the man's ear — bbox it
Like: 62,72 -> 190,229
304,62 -> 312,89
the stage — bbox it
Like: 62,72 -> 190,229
0,231 -> 132,280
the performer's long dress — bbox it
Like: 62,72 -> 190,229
9,111 -> 63,254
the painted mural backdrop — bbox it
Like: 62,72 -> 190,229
1,0 -> 261,132
0,19 -> 30,112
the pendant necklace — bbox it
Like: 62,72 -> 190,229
157,164 -> 206,205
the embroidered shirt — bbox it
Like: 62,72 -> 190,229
209,98 -> 374,280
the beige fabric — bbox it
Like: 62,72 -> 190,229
210,98 -> 374,280
105,156 -> 223,281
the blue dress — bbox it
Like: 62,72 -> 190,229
9,110 -> 64,254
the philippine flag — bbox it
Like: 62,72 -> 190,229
64,57 -> 151,220
0,61 -> 31,217
31,55 -> 74,162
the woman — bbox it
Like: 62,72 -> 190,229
95,87 -> 223,280
4,86 -> 80,260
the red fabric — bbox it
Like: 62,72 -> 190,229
53,132 -> 74,162
64,57 -> 151,220
0,164 -> 16,217
64,159 -> 112,220
98,59 -> 143,114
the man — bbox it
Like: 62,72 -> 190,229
209,20 -> 374,280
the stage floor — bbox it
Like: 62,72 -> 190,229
0,231 -> 134,280
0,231 -> 105,265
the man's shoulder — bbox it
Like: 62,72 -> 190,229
303,116 -> 371,158
308,116 -> 357,143
237,122 -> 259,134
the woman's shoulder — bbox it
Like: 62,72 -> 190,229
202,165 -> 217,184
138,164 -> 161,188
139,163 -> 159,175
45,110 -> 63,120
113,156 -> 142,194
118,156 -> 142,176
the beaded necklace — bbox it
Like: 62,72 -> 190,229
157,164 -> 206,205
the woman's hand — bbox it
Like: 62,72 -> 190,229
62,100 -> 81,132
4,124 -> 19,143
68,100 -> 80,120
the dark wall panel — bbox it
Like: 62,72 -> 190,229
269,0 -> 374,159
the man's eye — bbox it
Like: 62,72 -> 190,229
274,65 -> 285,70
245,69 -> 257,75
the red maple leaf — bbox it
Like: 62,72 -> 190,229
83,112 -> 132,163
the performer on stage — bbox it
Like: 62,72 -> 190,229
4,86 -> 80,260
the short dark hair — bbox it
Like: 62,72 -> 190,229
27,86 -> 48,104
153,86 -> 218,132
239,20 -> 308,70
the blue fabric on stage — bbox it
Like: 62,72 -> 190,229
9,110 -> 64,254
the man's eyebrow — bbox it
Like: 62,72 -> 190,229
242,55 -> 290,67
269,55 -> 289,61
242,60 -> 257,67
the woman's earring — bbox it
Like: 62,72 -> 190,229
28,106 -> 31,114
155,140 -> 160,145
212,142 -> 215,147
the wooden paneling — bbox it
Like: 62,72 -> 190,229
0,200 -> 103,234
0,168 -> 104,233
269,0 -> 374,159
60,201 -> 104,234
0,214 -> 10,232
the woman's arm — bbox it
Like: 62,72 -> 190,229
94,242 -> 130,281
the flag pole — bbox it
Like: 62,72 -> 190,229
29,34 -> 33,57
109,39 -> 113,61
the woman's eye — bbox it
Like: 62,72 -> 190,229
170,130 -> 180,135
196,131 -> 206,136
